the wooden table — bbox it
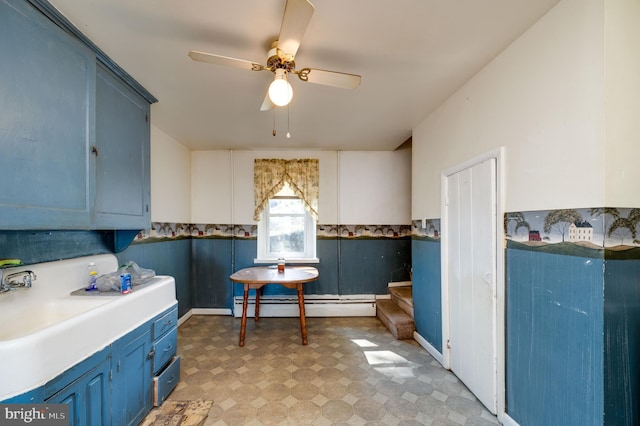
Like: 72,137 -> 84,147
229,266 -> 319,347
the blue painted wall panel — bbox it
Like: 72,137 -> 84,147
117,239 -> 192,317
506,249 -> 604,426
338,238 -> 411,295
190,238 -> 233,309
603,259 -> 640,426
314,239 -> 340,295
412,237 -> 442,352
0,230 -> 111,265
232,239 -> 258,298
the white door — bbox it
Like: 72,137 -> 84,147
444,157 -> 497,413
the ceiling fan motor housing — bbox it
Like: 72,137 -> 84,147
267,41 -> 295,73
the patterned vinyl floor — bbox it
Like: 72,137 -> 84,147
167,315 -> 499,425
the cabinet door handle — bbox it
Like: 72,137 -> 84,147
147,349 -> 155,359
91,146 -> 99,156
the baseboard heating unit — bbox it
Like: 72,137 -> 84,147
233,294 -> 377,317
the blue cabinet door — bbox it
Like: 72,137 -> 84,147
94,64 -> 151,229
112,325 -> 153,426
46,357 -> 111,426
0,0 -> 95,229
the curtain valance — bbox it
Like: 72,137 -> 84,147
254,159 -> 319,221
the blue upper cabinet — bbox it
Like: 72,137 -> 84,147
94,65 -> 151,229
0,0 -> 155,231
0,0 -> 94,229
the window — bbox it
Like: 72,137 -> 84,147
257,183 -> 317,262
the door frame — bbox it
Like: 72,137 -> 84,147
440,147 -> 505,418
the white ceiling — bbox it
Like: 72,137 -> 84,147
48,0 -> 559,151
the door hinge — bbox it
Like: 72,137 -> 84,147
145,114 -> 148,123
117,360 -> 121,372
109,371 -> 112,381
446,339 -> 451,349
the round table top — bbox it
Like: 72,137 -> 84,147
229,266 -> 319,284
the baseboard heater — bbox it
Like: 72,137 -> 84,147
233,294 -> 377,318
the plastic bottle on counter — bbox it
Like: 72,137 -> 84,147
86,261 -> 98,291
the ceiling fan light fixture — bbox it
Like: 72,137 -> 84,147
268,68 -> 293,107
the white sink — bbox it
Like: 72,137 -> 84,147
0,255 -> 177,400
0,298 -> 111,340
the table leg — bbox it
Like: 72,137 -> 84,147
240,284 -> 249,347
255,286 -> 261,321
297,283 -> 308,345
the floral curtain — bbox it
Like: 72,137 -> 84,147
254,159 -> 319,221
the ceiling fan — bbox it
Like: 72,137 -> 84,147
188,0 -> 361,111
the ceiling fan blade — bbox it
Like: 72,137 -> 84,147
277,0 -> 315,58
299,68 -> 361,90
260,89 -> 275,111
188,50 -> 264,72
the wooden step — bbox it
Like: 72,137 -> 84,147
389,285 -> 413,318
376,299 -> 415,340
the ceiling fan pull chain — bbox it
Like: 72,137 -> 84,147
286,105 -> 291,139
272,110 -> 277,136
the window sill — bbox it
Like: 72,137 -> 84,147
254,258 -> 320,264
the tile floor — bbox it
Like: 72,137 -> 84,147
167,315 -> 499,425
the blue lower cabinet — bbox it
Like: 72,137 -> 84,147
0,387 -> 44,404
151,306 -> 179,406
111,326 -> 154,426
110,304 -> 179,425
153,328 -> 178,374
154,356 -> 181,406
46,356 -> 111,426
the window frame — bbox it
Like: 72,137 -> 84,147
255,193 -> 318,264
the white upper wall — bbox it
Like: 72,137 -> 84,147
604,0 -> 640,207
338,149 -> 411,225
413,0 -> 606,219
189,150 -> 339,225
188,149 -> 411,225
190,150 -> 233,224
150,125 -> 191,223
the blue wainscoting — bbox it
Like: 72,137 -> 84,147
231,238 -> 258,298
411,237 -> 442,353
190,238 -> 233,309
604,259 -> 640,426
506,249 -> 604,426
314,239 -> 340,295
116,239 -> 192,317
231,236 -> 410,299
338,238 -> 411,295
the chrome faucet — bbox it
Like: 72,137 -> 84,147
0,270 -> 36,293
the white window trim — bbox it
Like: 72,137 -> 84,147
255,195 -> 318,264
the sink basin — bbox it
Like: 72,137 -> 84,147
0,298 -> 111,340
0,255 -> 177,400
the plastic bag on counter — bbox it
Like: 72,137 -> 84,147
119,261 -> 156,285
96,272 -> 121,292
95,261 -> 156,292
